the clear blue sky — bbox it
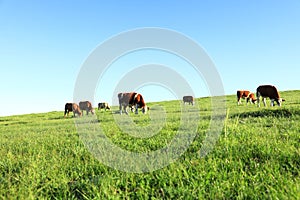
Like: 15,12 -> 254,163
0,0 -> 299,116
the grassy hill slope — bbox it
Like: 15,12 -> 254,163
0,90 -> 299,199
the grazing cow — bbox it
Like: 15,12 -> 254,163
64,103 -> 82,117
118,92 -> 148,115
98,102 -> 111,111
79,101 -> 95,115
256,85 -> 285,107
183,96 -> 194,105
236,90 -> 256,105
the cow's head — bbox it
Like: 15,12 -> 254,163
251,99 -> 257,104
249,93 -> 257,104
142,105 -> 148,114
91,109 -> 95,115
76,109 -> 82,117
275,98 -> 285,106
279,98 -> 285,104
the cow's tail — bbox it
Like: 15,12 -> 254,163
236,91 -> 240,97
64,104 -> 68,117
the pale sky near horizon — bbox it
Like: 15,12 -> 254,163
0,1 -> 299,116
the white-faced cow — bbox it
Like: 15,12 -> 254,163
118,92 -> 148,115
98,102 -> 111,111
79,101 -> 95,115
256,85 -> 285,107
64,103 -> 82,117
236,90 -> 256,105
183,96 -> 194,105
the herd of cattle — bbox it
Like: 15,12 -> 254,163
237,85 -> 285,107
64,92 -> 148,117
64,85 -> 285,117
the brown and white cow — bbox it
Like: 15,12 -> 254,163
183,96 -> 194,105
64,103 -> 82,117
98,102 -> 111,111
256,85 -> 285,107
79,101 -> 95,115
236,90 -> 256,105
118,92 -> 148,115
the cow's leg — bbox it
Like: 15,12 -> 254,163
256,92 -> 260,107
277,99 -> 282,107
247,98 -> 252,105
135,104 -> 138,114
119,104 -> 122,114
262,98 -> 267,107
125,105 -> 129,115
237,97 -> 241,105
249,98 -> 252,105
270,99 -> 274,107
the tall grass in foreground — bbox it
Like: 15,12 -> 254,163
0,90 -> 299,199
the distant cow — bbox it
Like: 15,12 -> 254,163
98,102 -> 111,111
183,96 -> 194,105
256,85 -> 285,107
236,90 -> 256,105
64,103 -> 82,117
79,101 -> 95,115
118,92 -> 148,115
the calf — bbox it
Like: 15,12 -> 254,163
98,102 -> 111,111
183,96 -> 194,105
64,103 -> 82,117
256,85 -> 285,107
118,92 -> 148,115
236,90 -> 256,105
79,101 -> 95,115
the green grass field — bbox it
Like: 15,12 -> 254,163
1,90 -> 299,199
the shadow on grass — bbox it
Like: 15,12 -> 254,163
231,108 -> 300,118
3,121 -> 29,126
48,116 -> 66,120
